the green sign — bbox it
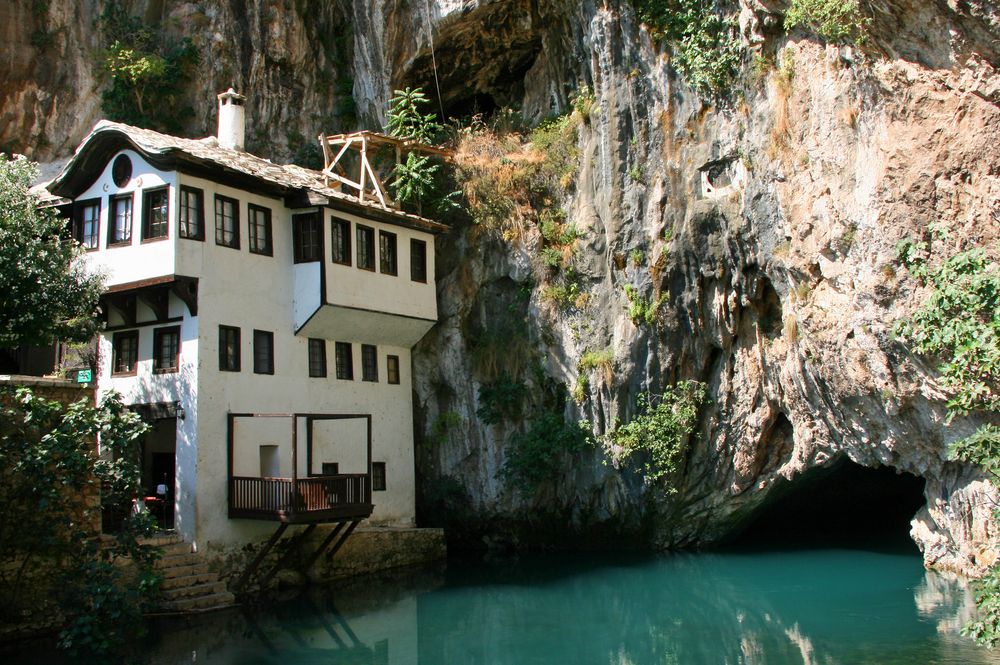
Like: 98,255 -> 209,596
76,369 -> 93,383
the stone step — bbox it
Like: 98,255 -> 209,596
162,580 -> 227,600
159,562 -> 210,580
156,552 -> 202,569
161,591 -> 237,613
161,572 -> 218,591
139,533 -> 183,547
159,541 -> 194,557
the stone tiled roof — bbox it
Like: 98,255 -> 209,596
46,120 -> 444,231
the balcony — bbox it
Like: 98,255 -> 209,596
229,475 -> 373,523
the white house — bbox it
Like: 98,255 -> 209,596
46,91 -> 447,556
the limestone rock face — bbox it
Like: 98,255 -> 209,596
3,0 -> 998,573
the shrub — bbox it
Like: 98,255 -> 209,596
501,412 -> 594,493
607,381 -> 707,488
624,284 -> 665,326
784,0 -> 871,43
580,347 -> 616,387
477,376 -> 528,425
633,0 -> 743,94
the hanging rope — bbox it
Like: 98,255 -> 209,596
423,0 -> 446,121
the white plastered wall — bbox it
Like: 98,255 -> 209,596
174,173 -> 419,551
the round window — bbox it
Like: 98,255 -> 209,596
112,154 -> 133,187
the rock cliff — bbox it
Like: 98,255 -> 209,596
4,0 -> 998,574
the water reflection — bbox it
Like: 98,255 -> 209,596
10,551 -> 996,664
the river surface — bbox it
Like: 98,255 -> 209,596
10,548 -> 1000,664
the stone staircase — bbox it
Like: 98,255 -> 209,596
143,533 -> 237,614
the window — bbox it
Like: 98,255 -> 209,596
248,204 -> 273,256
215,195 -> 239,248
293,213 -> 322,263
379,231 -> 397,275
321,462 -> 340,476
253,330 -> 274,375
386,355 -> 400,384
372,462 -> 386,491
152,326 -> 180,373
331,217 -> 351,265
142,187 -> 169,240
108,194 -> 133,245
308,338 -> 326,377
361,344 -> 377,382
411,239 -> 427,282
73,199 -> 100,250
179,186 -> 204,240
219,325 -> 240,372
334,341 -> 353,380
356,225 -> 375,271
112,154 -> 132,187
111,330 -> 138,376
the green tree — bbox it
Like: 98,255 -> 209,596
896,237 -> 1000,647
99,6 -> 197,132
0,388 -> 156,657
385,87 -> 442,143
0,154 -> 104,348
384,87 -> 461,215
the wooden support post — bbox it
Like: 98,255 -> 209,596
233,522 -> 288,592
359,136 -> 368,203
300,521 -> 346,571
257,524 -> 317,590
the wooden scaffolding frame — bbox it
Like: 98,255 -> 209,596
317,131 -> 451,212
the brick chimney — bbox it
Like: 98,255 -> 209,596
217,88 -> 246,151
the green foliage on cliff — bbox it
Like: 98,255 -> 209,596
624,284 -> 665,326
633,0 -> 742,94
0,388 -> 158,657
895,241 -> 999,416
784,0 -> 871,43
0,155 -> 104,347
501,412 -> 595,493
608,381 -> 706,487
896,236 -> 1000,648
99,6 -> 197,132
386,87 -> 442,144
477,375 -> 528,426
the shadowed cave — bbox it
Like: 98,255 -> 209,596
722,458 -> 927,553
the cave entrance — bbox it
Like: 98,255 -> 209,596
723,458 -> 926,554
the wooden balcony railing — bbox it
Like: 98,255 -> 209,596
229,474 -> 372,523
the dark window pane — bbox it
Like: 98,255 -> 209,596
248,204 -> 273,255
112,330 -> 138,375
361,344 -> 377,382
109,194 -> 132,245
410,239 -> 427,282
215,196 -> 239,248
386,355 -> 400,384
321,462 -> 339,476
153,326 -> 180,373
179,187 -> 204,239
331,218 -> 351,265
308,338 -> 326,377
74,200 -> 100,249
379,231 -> 397,275
335,342 -> 353,380
219,325 -> 240,371
356,225 -> 375,270
143,188 -> 169,240
253,330 -> 274,375
372,462 -> 386,491
293,213 -> 322,263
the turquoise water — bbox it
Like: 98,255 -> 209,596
10,548 -> 1000,664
